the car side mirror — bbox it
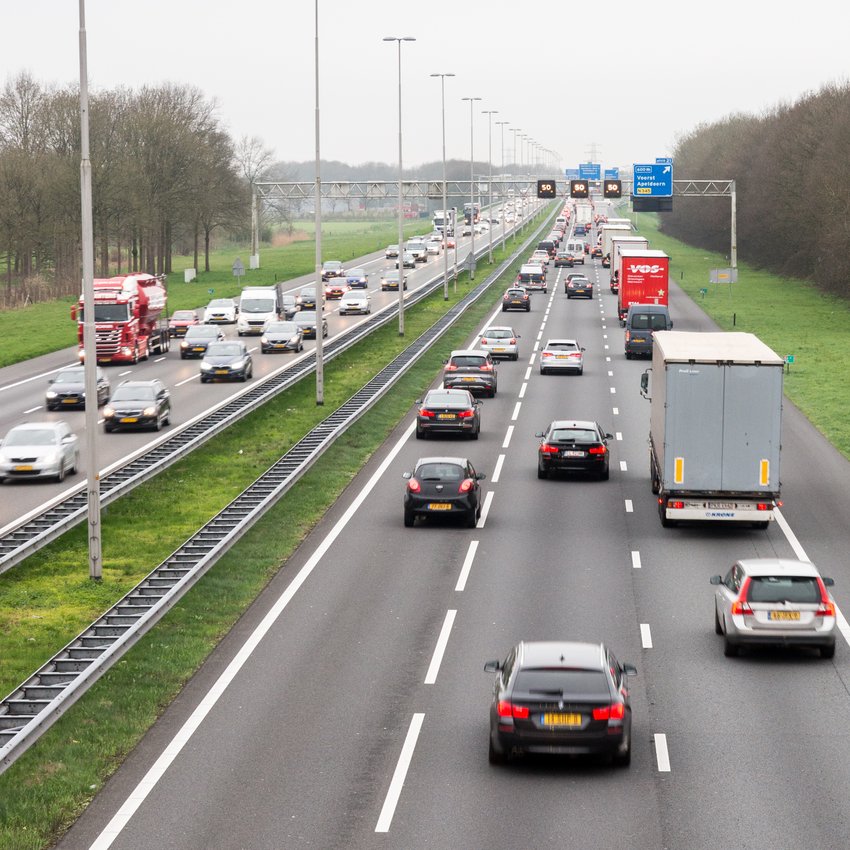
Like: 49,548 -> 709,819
48,378 -> 55,384
605,433 -> 613,440
415,399 -> 422,404
669,321 -> 674,328
402,472 -> 412,480
483,660 -> 502,673
476,472 -> 486,480
622,664 -> 637,676
61,434 -> 75,443
534,431 -> 544,438
709,575 -> 723,585
823,577 -> 835,587
581,347 -> 586,352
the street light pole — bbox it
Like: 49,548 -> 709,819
461,96 -> 481,280
384,35 -> 416,334
314,0 -> 324,405
78,0 -> 101,581
431,72 -> 454,300
496,120 -> 508,251
482,109 -> 497,264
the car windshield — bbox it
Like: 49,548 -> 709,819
266,323 -> 298,334
324,262 -> 342,270
514,669 -> 609,697
186,327 -> 220,339
424,392 -> 470,406
384,272 -> 400,281
550,428 -> 598,442
53,369 -> 85,383
172,311 -> 195,320
4,428 -> 58,447
281,295 -> 296,305
208,299 -> 232,308
505,290 -> 525,297
547,342 -> 579,351
298,312 -> 317,323
569,279 -> 589,285
483,329 -> 512,339
630,313 -> 668,331
241,298 -> 275,314
341,293 -> 363,301
205,343 -> 243,357
300,289 -> 317,299
416,463 -> 464,481
348,268 -> 366,277
111,385 -> 156,402
78,304 -> 130,323
748,576 -> 821,604
451,356 -> 486,367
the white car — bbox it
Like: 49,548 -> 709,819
204,298 -> 238,324
0,421 -> 79,483
479,326 -> 520,361
338,290 -> 371,316
426,240 -> 442,256
539,339 -> 585,375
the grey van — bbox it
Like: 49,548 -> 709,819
624,304 -> 672,358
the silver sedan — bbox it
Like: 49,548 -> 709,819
539,339 -> 585,375
479,326 -> 520,361
0,421 -> 80,483
711,558 -> 837,658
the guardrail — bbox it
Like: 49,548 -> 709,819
0,203 -> 557,773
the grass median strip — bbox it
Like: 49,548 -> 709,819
0,221 -> 542,850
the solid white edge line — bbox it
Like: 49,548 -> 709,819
518,382 -> 527,399
640,623 -> 653,649
631,551 -> 642,569
477,490 -> 494,528
424,610 -> 457,684
154,356 -> 166,363
23,406 -> 41,414
375,713 -> 425,832
89,421 -> 418,850
625,499 -> 634,513
491,453 -> 505,484
455,540 -> 479,592
502,426 -> 514,449
654,733 -> 671,771
511,402 -> 521,422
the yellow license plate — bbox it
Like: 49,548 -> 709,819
769,611 -> 801,621
120,417 -> 138,424
494,347 -> 506,352
193,347 -> 205,351
62,398 -> 79,404
427,503 -> 452,511
542,713 -> 582,727
215,369 -> 228,374
462,377 -> 476,382
14,465 -> 33,472
437,413 -> 456,420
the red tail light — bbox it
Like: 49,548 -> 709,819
539,443 -> 559,454
458,478 -> 474,493
588,446 -> 607,455
509,338 -> 516,344
592,703 -> 625,721
542,351 -> 553,358
419,409 -> 436,418
625,331 -> 631,342
479,364 -> 493,372
669,500 -> 685,510
407,478 -> 421,493
445,364 -> 457,371
756,503 -> 771,511
458,409 -> 475,419
816,578 -> 836,617
731,576 -> 753,615
481,338 -> 489,345
497,700 -> 529,719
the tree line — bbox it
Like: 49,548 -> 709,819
0,73 -> 250,304
662,81 -> 850,295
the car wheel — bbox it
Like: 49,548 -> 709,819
753,521 -> 770,530
467,507 -> 477,528
578,367 -> 584,375
154,413 -> 162,431
488,736 -> 507,766
415,427 -> 425,440
821,642 -> 836,659
600,463 -> 609,481
132,344 -> 139,364
537,464 -> 548,480
501,306 -> 507,312
723,635 -> 738,657
56,461 -> 65,483
612,733 -> 631,767
180,353 -> 187,360
104,423 -> 114,433
625,352 -> 632,360
469,428 -> 479,441
403,510 -> 415,528
714,607 -> 723,635
71,452 -> 79,475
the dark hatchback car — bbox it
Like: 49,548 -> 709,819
402,456 -> 485,528
566,277 -> 593,298
261,321 -> 304,354
442,350 -> 498,397
45,366 -> 110,410
485,641 -> 636,766
536,420 -> 612,480
180,325 -> 225,359
416,389 -> 481,440
200,341 -> 253,382
554,251 -> 574,268
502,286 -> 530,312
103,379 -> 171,432
293,310 -> 328,339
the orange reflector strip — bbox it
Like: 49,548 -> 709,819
674,457 -> 684,485
759,459 -> 769,487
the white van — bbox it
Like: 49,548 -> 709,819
237,286 -> 280,335
564,239 -> 585,265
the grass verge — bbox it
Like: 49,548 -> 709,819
0,218 -> 426,369
0,213 -> 548,850
629,210 -> 850,457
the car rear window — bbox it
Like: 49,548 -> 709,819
551,428 -> 597,442
748,576 -> 820,604
547,342 -> 578,351
514,669 -> 609,697
519,273 -> 543,281
425,392 -> 469,406
630,313 -> 669,331
451,356 -> 486,367
416,463 -> 464,481
484,329 -> 512,338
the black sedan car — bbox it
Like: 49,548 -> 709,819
402,456 -> 485,528
200,341 -> 253,382
260,321 -> 304,354
180,325 -> 225,359
293,310 -> 328,339
485,641 -> 636,766
103,379 -> 171,432
442,350 -> 497,397
501,286 -> 530,312
45,366 -> 110,410
566,277 -> 593,298
536,420 -> 612,480
415,389 -> 481,440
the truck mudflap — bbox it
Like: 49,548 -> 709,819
660,496 -> 776,524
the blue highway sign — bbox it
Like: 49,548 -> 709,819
579,162 -> 601,180
633,162 -> 673,197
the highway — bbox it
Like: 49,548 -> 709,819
54,209 -> 850,849
0,215 -> 522,532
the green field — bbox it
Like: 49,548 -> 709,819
0,218 -> 427,369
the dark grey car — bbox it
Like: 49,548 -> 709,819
45,366 -> 110,410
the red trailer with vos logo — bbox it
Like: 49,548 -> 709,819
617,250 -> 670,323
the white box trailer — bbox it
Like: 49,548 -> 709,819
643,331 -> 784,528
601,224 -> 632,261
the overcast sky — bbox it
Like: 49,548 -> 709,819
5,0 -> 848,174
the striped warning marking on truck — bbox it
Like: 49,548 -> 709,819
759,459 -> 769,487
674,457 -> 684,485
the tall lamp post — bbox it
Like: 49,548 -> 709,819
496,120 -> 508,251
482,109 -> 498,264
461,97 -> 481,278
78,0 -> 101,580
430,72 -> 454,300
314,0 -> 324,404
383,35 -> 416,334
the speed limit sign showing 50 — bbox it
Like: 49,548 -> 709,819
536,179 -> 556,199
